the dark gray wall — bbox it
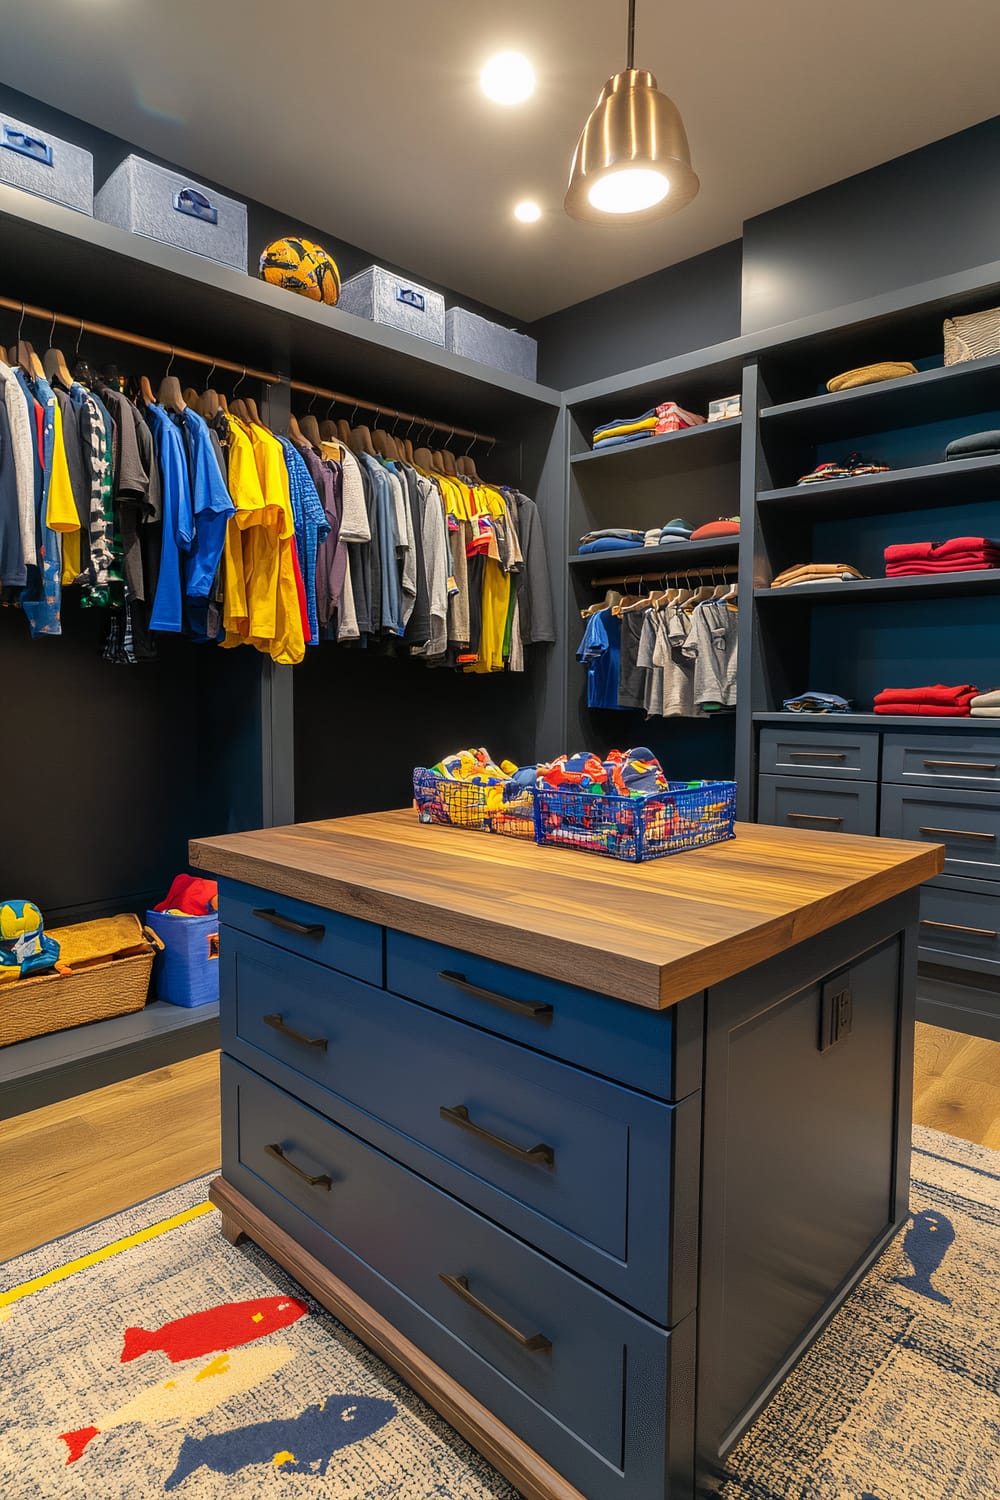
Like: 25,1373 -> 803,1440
0,83 -> 512,329
742,116 -> 1000,334
527,240 -> 742,388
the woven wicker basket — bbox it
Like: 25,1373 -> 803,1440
0,914 -> 159,1047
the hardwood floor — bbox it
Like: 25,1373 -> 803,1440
0,1050 -> 220,1263
2,1024 -> 998,1265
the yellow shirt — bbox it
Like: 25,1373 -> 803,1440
220,418 -> 268,641
242,423 -> 304,666
47,405 -> 81,585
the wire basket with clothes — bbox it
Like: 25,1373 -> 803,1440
533,779 -> 736,862
413,750 -> 535,839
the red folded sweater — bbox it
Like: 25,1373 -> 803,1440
887,561 -> 1000,574
884,538 -> 1000,563
874,704 -> 974,716
874,684 -> 978,706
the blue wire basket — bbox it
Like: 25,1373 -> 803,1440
413,768 -> 536,839
533,780 -> 737,862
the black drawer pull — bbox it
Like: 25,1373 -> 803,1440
439,1273 -> 552,1352
264,1012 -> 328,1050
265,1142 -> 332,1189
921,919 -> 998,938
440,1104 -> 555,1167
785,812 -> 844,824
252,907 -> 325,938
788,750 -> 847,761
437,969 -> 553,1022
919,826 -> 996,842
923,759 -> 997,771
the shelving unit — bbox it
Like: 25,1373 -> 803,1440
569,535 -> 740,575
2,181 -> 567,1102
743,261 -> 1000,1041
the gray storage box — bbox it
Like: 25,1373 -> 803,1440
338,266 -> 445,345
95,156 -> 247,272
0,113 -> 92,214
446,307 -> 537,381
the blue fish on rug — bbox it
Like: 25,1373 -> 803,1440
892,1208 -> 955,1304
163,1394 -> 397,1489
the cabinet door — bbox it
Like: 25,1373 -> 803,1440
757,774 -> 878,835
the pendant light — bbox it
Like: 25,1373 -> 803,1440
564,0 -> 699,224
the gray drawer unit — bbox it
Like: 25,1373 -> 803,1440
757,774 -> 878,836
882,731 -> 1000,791
880,784 -> 1000,882
918,877 -> 1000,976
759,726 -> 879,781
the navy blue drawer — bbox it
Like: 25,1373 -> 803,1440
759,726 -> 879,781
385,931 -> 696,1102
919,879 -> 1000,974
223,1056 -> 691,1500
219,877 -> 382,985
757,774 -> 878,835
880,785 -> 1000,882
223,930 -> 695,1326
882,731 -> 1000,791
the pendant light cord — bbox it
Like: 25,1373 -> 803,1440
626,0 -> 636,69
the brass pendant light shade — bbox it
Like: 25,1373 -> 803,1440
564,3 -> 699,224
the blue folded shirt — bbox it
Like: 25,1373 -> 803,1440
782,691 -> 852,713
578,537 -> 644,554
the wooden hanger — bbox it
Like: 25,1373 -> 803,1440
299,413 -> 322,448
414,446 -> 434,469
230,398 -> 250,421
43,346 -> 74,390
243,396 -> 265,426
182,385 -> 201,409
372,427 -> 393,458
287,413 -> 307,444
319,418 -> 338,441
11,340 -> 45,379
201,387 -> 220,419
581,589 -> 622,619
139,374 -> 156,406
157,371 -> 186,412
402,438 -> 415,464
351,424 -> 376,456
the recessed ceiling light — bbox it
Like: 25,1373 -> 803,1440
514,200 -> 542,223
480,51 -> 535,105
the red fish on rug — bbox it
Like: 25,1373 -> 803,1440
120,1296 -> 307,1364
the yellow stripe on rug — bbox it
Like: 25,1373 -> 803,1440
0,1202 -> 214,1311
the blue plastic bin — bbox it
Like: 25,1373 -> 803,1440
144,909 -> 219,1006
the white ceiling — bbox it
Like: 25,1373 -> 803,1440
4,0 -> 1000,322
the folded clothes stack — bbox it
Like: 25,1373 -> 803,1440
884,537 -> 1000,575
825,361 -> 917,392
643,518 -> 695,546
772,563 -> 866,588
797,455 -> 892,485
591,401 -> 704,451
873,684 -> 978,717
782,691 -> 852,714
690,518 -> 740,539
971,690 -> 1000,718
578,528 -> 647,554
945,430 -> 1000,461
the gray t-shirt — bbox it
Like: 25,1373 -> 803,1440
682,600 -> 738,708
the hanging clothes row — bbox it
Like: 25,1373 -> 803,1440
0,337 -> 554,670
577,572 -> 738,718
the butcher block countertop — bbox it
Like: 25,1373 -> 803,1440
190,812 -> 943,1009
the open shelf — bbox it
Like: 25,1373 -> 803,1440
755,569 -> 1000,603
760,353 -> 1000,440
563,339 -> 747,417
570,418 -> 741,478
569,536 -> 740,575
757,452 -> 1000,516
0,184 -> 560,431
753,712 -> 992,730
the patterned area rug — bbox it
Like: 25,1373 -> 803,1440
1,1126 -> 997,1499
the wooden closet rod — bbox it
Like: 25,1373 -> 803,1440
591,565 -> 738,587
0,293 -> 280,385
288,377 -> 495,448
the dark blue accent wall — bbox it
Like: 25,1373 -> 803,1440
742,117 -> 1000,334
528,241 -> 743,389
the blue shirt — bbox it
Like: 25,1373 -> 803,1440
577,608 -> 625,710
277,438 -> 329,647
359,453 -> 402,637
178,407 -> 235,601
18,372 -> 61,636
146,403 -> 194,633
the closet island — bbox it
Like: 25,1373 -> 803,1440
190,812 -> 942,1500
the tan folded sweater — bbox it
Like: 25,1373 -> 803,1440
772,563 -> 865,587
970,689 -> 1000,708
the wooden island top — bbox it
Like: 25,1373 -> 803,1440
190,812 -> 943,1009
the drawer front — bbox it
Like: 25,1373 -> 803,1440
223,930 -> 693,1326
882,731 -> 1000,791
385,931 -> 688,1101
219,878 -> 382,985
880,785 -> 1000,881
759,726 -> 879,781
757,774 -> 878,835
223,1057 -> 688,1500
919,881 -> 1000,973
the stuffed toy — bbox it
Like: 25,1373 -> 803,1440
0,900 -> 60,980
